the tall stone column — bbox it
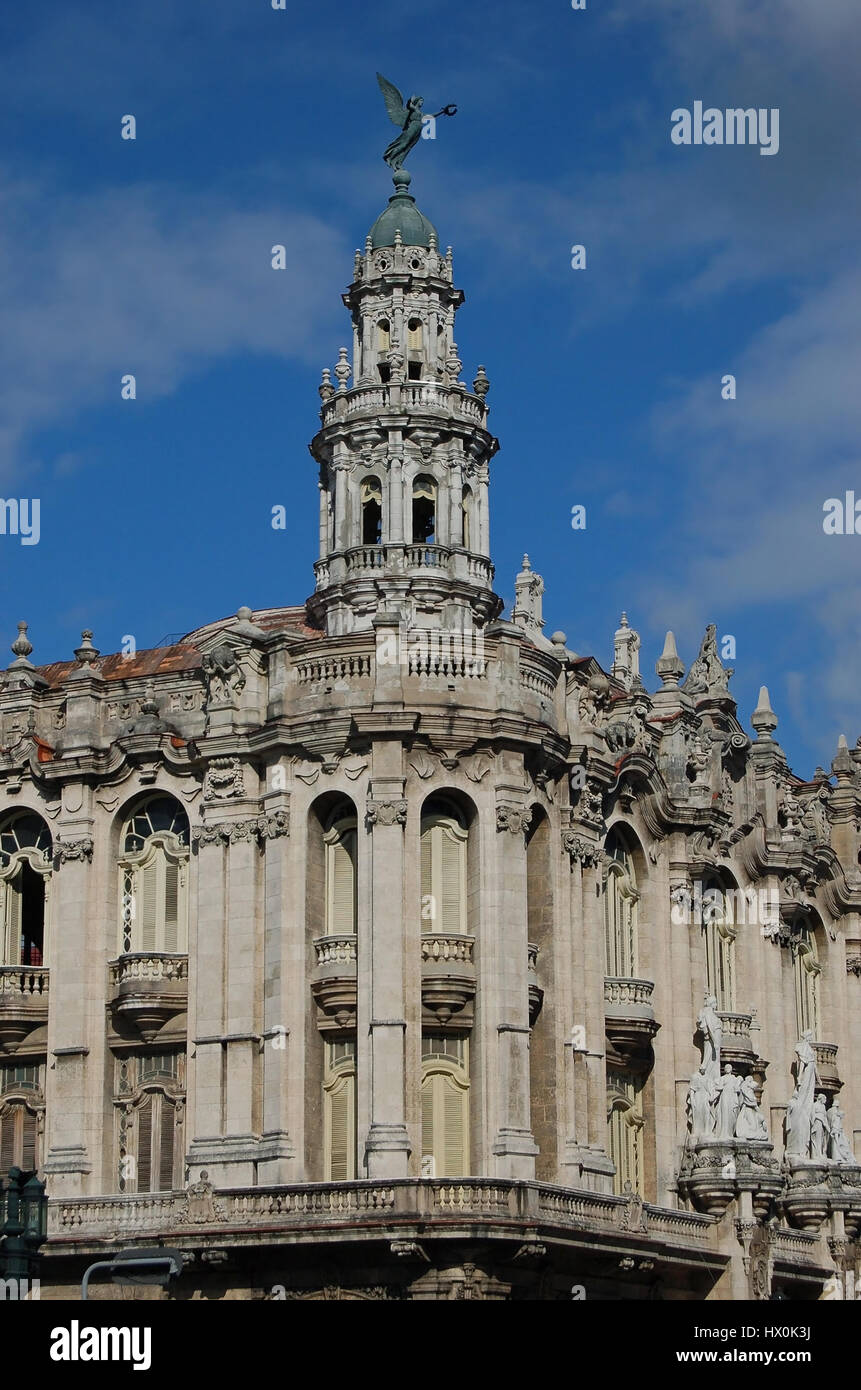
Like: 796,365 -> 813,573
186,828 -> 228,1182
43,807 -> 99,1198
580,851 -> 613,1188
491,793 -> 538,1179
258,795 -> 296,1183
363,765 -> 411,1178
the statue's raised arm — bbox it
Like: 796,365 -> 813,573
376,72 -> 456,172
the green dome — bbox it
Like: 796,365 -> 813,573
368,171 -> 438,250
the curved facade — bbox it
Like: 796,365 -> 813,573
3,176 -> 861,1301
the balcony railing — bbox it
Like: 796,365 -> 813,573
319,380 -> 487,429
603,976 -> 659,1060
603,978 -> 655,1008
108,953 -> 188,1042
421,934 -> 474,964
311,935 -> 358,1031
421,933 -> 476,1026
0,965 -> 50,1049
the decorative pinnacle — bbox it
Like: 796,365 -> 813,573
751,686 -> 778,741
140,681 -> 159,716
318,367 -> 335,403
10,620 -> 33,665
74,630 -> 100,670
334,348 -> 351,392
472,365 -> 490,399
521,554 -> 531,570
353,248 -> 363,277
832,733 -> 853,781
655,631 -> 684,689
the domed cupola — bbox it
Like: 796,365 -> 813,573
368,169 -> 439,249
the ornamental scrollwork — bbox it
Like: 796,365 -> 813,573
54,837 -> 94,864
365,800 -> 408,828
496,804 -> 532,836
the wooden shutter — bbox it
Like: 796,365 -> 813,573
158,1097 -> 175,1191
0,1110 -> 15,1175
140,862 -> 158,952
6,874 -> 23,966
21,1110 -> 37,1170
443,1076 -> 466,1176
420,830 -> 432,905
421,1077 -> 435,1172
163,862 -> 179,953
440,829 -> 463,933
327,1074 -> 354,1181
330,834 -> 356,935
136,1096 -> 153,1192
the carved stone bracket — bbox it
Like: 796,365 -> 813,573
561,832 -> 605,868
192,812 -> 290,848
365,800 -> 408,828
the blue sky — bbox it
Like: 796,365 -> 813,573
1,0 -> 859,776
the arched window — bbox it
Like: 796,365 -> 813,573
377,319 -> 390,352
603,830 -> 638,978
700,877 -> 735,1011
118,797 -> 189,955
421,1034 -> 469,1177
461,486 -> 473,550
607,1070 -> 644,1197
412,476 -> 437,544
361,477 -> 382,545
0,1062 -> 43,1177
324,816 -> 357,936
0,814 -> 51,967
420,803 -> 467,935
116,1051 -> 184,1193
793,922 -> 821,1037
407,318 -> 423,380
323,1039 -> 356,1180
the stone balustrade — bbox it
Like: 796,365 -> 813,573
314,935 -> 359,967
0,965 -> 50,1050
420,934 -> 474,964
109,954 -> 188,988
603,977 -> 655,1008
319,381 -> 487,429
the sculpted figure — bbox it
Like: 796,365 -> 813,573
828,1101 -> 857,1165
735,1074 -> 769,1141
810,1094 -> 829,1161
687,1067 -> 715,1141
785,1032 -> 818,1157
696,993 -> 723,1087
376,73 -> 456,170
715,1064 -> 742,1141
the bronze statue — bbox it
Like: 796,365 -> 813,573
376,73 -> 456,170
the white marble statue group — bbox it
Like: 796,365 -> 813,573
785,1031 -> 856,1163
687,995 -> 768,1142
686,1000 -> 857,1163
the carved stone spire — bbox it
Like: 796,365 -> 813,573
611,612 -> 641,692
4,620 -> 48,690
752,686 -> 778,742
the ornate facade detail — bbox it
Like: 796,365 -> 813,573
201,643 -> 246,705
365,799 -> 408,827
561,832 -> 603,867
53,837 -> 94,864
203,757 -> 246,802
495,804 -> 532,835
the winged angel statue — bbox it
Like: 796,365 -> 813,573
376,72 -> 457,171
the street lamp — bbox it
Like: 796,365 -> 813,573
0,1167 -> 48,1288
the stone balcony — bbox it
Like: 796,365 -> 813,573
313,543 -> 495,594
46,1177 -> 719,1272
319,379 -> 489,432
310,934 -> 357,1032
0,966 -> 49,1051
812,1041 -> 840,1094
421,934 -> 475,1026
603,977 -> 660,1062
717,1011 -> 757,1069
108,954 -> 188,1042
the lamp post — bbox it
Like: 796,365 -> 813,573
0,1167 -> 48,1291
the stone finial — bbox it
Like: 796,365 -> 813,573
140,681 -> 159,716
445,342 -> 463,382
751,686 -> 778,741
655,631 -> 684,689
612,611 -> 641,692
364,234 -> 373,254
832,733 -> 853,782
233,606 -> 266,642
10,620 -> 34,666
334,348 -> 351,392
428,231 -> 438,253
393,227 -> 403,247
318,367 -> 335,403
472,365 -> 490,399
73,630 -> 100,674
353,249 -> 363,278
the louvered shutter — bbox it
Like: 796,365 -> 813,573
421,1077 -> 435,1172
328,1076 -> 353,1181
443,1077 -> 466,1176
136,1097 -> 153,1192
440,830 -> 463,934
0,1111 -> 15,1175
140,862 -> 158,952
330,834 -> 356,934
21,1110 -> 37,1170
163,861 -> 179,953
158,1097 -> 175,1191
7,874 -> 23,966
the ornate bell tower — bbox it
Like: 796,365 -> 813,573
307,168 -> 503,637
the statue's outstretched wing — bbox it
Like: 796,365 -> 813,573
377,72 -> 408,128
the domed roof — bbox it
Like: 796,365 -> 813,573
368,170 -> 438,249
